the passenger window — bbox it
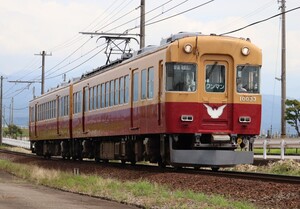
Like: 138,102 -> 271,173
141,69 -> 147,100
115,79 -> 119,105
120,77 -> 124,104
110,80 -> 114,106
105,82 -> 109,107
148,67 -> 154,98
125,75 -> 129,103
101,84 -> 105,108
133,72 -> 139,102
205,64 -> 225,92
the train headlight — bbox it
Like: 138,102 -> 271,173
183,43 -> 193,53
241,47 -> 250,56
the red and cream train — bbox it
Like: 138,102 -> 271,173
29,32 -> 262,169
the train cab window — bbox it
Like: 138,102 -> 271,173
166,63 -> 196,92
133,72 -> 139,102
148,67 -> 154,99
236,65 -> 260,93
205,64 -> 225,93
141,69 -> 147,100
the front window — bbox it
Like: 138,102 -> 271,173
236,65 -> 260,93
205,64 -> 225,93
166,63 -> 196,92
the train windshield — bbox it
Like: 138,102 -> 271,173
236,65 -> 260,93
205,64 -> 226,93
166,63 -> 196,92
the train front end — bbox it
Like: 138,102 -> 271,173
163,33 -> 262,167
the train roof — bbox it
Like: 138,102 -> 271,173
30,32 -> 256,103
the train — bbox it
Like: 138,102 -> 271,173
29,32 -> 262,170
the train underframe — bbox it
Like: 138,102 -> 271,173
31,133 -> 255,169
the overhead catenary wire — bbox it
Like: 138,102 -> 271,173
126,0 -> 214,32
220,6 -> 300,36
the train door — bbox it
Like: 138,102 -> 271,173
130,69 -> 140,130
200,55 -> 233,131
157,60 -> 163,126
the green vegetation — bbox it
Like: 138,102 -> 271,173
227,159 -> 300,176
0,159 -> 256,209
285,99 -> 300,137
3,124 -> 27,139
254,148 -> 299,155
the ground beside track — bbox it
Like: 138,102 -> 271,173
0,170 -> 138,209
0,151 -> 299,209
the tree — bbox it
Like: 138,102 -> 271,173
285,99 -> 300,137
3,124 -> 23,139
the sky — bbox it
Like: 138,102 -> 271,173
0,0 -> 300,114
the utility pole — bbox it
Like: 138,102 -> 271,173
279,0 -> 286,138
0,76 -> 3,145
35,51 -> 51,94
140,0 -> 145,49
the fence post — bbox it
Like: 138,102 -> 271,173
280,139 -> 285,160
263,140 -> 267,159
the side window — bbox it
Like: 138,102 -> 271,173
105,82 -> 109,107
125,75 -> 129,103
84,87 -> 89,112
110,80 -> 114,106
97,85 -> 101,109
148,67 -> 154,99
89,87 -> 93,110
133,72 -> 139,102
93,86 -> 97,110
101,83 -> 105,108
120,77 -> 124,104
115,79 -> 119,105
141,69 -> 147,100
205,64 -> 225,93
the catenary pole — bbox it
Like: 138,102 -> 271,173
140,0 -> 145,49
280,0 -> 286,138
0,76 -> 3,145
35,51 -> 51,95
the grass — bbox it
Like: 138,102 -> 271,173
0,159 -> 256,209
254,148 -> 299,155
227,159 -> 300,176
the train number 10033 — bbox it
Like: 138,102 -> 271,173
239,96 -> 257,102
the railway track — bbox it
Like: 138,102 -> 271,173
1,148 -> 299,185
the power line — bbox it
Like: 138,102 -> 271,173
46,45 -> 106,79
127,0 -> 214,32
220,6 -> 300,36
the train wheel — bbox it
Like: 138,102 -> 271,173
158,161 -> 166,168
121,159 -> 126,165
211,167 -> 220,172
130,160 -> 136,165
194,166 -> 200,170
95,157 -> 100,163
